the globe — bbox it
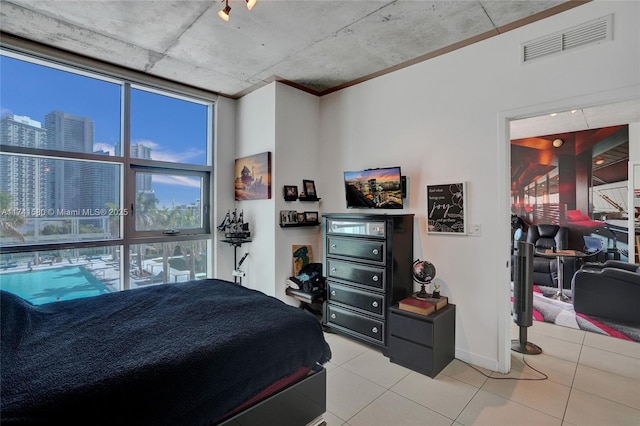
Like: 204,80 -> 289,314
412,259 -> 436,299
412,259 -> 436,284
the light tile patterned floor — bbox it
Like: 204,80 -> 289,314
322,320 -> 640,426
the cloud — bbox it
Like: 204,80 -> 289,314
133,139 -> 205,163
93,143 -> 115,155
152,174 -> 201,189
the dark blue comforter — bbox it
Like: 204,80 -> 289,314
0,279 -> 331,425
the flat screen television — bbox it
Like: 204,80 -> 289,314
344,166 -> 403,209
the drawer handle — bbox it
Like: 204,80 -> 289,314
331,290 -> 336,296
372,327 -> 378,334
331,313 -> 336,319
330,267 -> 336,273
372,275 -> 379,282
372,249 -> 379,255
372,301 -> 379,308
331,244 -> 337,249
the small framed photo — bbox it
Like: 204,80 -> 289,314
302,180 -> 317,199
283,185 -> 298,201
297,212 -> 306,223
304,211 -> 319,223
280,210 -> 298,225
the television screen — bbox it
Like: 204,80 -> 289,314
344,167 -> 403,209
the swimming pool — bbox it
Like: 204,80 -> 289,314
0,266 -> 111,304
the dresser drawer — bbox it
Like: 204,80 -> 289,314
327,259 -> 385,290
327,236 -> 385,263
326,304 -> 385,344
389,310 -> 434,346
327,282 -> 385,316
326,219 -> 386,237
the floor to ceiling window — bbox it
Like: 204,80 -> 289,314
0,48 -> 214,304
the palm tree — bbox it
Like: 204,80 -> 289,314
0,192 -> 25,243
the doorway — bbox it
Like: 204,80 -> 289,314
503,98 -> 640,363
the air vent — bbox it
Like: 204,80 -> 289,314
522,14 -> 612,63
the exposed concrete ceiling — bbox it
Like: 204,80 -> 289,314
2,0 -> 637,138
1,0 -> 584,99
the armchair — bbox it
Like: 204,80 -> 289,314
571,261 -> 640,324
526,224 -> 576,288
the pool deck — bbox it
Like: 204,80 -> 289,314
1,256 -> 196,292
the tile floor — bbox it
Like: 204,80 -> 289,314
321,320 -> 640,426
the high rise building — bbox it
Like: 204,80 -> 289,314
44,110 -> 94,211
130,143 -> 155,200
0,115 -> 50,211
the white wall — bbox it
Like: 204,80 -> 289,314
228,83 -> 321,300
213,96 -> 237,280
317,1 -> 640,372
234,84 -> 277,294
273,84 -> 322,305
226,0 -> 639,372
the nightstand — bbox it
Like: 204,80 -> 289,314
388,303 -> 455,378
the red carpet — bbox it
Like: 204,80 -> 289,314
512,285 -> 640,343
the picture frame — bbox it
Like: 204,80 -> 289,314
280,210 -> 298,225
292,244 -> 313,276
297,212 -> 306,223
283,185 -> 298,201
426,182 -> 467,235
235,152 -> 272,200
302,180 -> 317,199
304,211 -> 319,224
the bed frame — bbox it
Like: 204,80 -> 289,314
218,367 -> 326,426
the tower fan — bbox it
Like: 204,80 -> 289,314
511,238 -> 542,355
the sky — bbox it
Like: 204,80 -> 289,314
0,54 -> 209,207
344,166 -> 402,184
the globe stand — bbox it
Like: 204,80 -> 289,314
414,281 -> 431,300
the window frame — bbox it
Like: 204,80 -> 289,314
0,40 -> 216,292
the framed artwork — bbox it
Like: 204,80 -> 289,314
283,185 -> 298,201
280,210 -> 298,225
235,152 -> 271,200
302,180 -> 317,199
426,182 -> 467,234
304,211 -> 319,223
292,244 -> 313,276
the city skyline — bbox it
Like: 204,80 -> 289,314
0,54 -> 207,207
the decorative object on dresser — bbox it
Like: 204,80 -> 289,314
388,304 -> 456,378
322,213 -> 414,353
398,296 -> 447,316
411,259 -> 436,299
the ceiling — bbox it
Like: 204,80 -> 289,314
1,0 -> 637,138
1,0 -> 584,99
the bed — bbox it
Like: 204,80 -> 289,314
0,279 -> 332,425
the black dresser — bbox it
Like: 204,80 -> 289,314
322,213 -> 414,351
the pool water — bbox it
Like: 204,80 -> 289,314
0,266 -> 111,304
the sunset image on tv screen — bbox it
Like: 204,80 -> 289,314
344,167 -> 403,209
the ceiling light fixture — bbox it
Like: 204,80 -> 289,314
218,0 -> 257,21
550,113 -> 558,117
595,158 -> 605,165
552,138 -> 564,148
